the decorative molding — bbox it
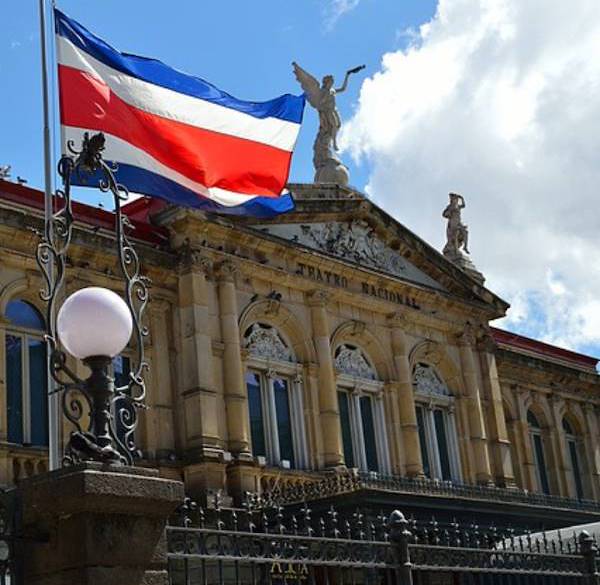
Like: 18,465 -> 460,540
413,363 -> 450,397
349,320 -> 366,337
244,323 -> 292,363
334,344 -> 376,380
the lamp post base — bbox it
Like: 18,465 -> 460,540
19,462 -> 184,585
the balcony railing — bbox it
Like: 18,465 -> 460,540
259,469 -> 600,514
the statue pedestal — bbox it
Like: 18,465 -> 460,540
19,463 -> 184,585
315,158 -> 349,186
444,249 -> 485,284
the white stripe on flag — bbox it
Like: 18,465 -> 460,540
57,36 -> 300,152
62,126 -> 275,206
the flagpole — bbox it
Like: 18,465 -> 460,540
39,0 -> 60,471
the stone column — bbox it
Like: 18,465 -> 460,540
583,404 -> 600,499
476,331 -> 516,487
145,300 -> 176,460
515,387 -> 537,491
383,381 -> 405,475
20,463 -> 184,585
303,362 -> 323,469
217,261 -> 251,455
549,395 -> 570,497
387,313 -> 423,478
456,324 -> 492,485
308,290 -> 343,468
0,316 -> 8,444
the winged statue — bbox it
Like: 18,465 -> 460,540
293,62 -> 365,151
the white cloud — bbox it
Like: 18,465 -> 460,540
342,0 -> 600,354
323,0 -> 361,31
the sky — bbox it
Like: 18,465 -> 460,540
2,1 -> 600,359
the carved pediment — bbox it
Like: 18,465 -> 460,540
256,220 -> 446,291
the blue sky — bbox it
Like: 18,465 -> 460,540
0,0 -> 436,201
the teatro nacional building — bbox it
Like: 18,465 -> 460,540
1,175 -> 600,531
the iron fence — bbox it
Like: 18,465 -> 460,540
167,496 -> 600,585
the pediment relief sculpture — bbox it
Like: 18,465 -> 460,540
335,343 -> 377,380
301,220 -> 406,276
413,363 -> 450,397
244,323 -> 292,363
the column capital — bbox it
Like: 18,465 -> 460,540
177,243 -> 212,274
456,321 -> 477,347
386,310 -> 409,328
476,325 -> 497,353
307,289 -> 331,307
216,260 -> 238,282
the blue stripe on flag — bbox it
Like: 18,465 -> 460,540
54,9 -> 305,125
72,162 -> 296,218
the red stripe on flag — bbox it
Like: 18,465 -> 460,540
58,65 -> 292,197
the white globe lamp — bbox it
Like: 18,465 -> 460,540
57,287 -> 133,359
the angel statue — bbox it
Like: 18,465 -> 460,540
293,62 -> 365,184
443,193 -> 470,258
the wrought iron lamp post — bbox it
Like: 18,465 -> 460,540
36,132 -> 149,466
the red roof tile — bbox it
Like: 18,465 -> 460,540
0,179 -> 167,245
491,327 -> 598,370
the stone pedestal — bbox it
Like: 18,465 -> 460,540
19,463 -> 184,585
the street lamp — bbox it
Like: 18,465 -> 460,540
55,287 -> 133,463
36,132 -> 149,466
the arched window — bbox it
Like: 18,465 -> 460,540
4,300 -> 48,447
335,343 -> 390,473
412,363 -> 461,482
563,418 -> 585,500
528,410 -> 550,495
243,323 -> 308,469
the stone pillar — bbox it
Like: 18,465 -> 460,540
177,252 -> 230,496
145,300 -> 176,460
515,387 -> 537,491
476,331 -> 516,487
303,362 -> 324,469
387,313 -> 423,478
383,381 -> 405,475
583,404 -> 600,499
20,463 -> 184,585
456,324 -> 492,485
549,395 -> 570,497
217,261 -> 251,455
308,290 -> 343,468
0,316 -> 8,444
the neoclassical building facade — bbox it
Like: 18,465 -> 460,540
1,178 -> 599,528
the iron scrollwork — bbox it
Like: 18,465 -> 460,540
36,132 -> 149,466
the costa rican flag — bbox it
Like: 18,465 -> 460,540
54,9 -> 304,217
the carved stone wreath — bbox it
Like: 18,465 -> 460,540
413,363 -> 449,397
301,220 -> 406,276
335,344 -> 376,380
244,323 -> 292,362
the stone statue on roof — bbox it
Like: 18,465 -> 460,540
442,193 -> 485,284
443,192 -> 470,257
293,62 -> 365,186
